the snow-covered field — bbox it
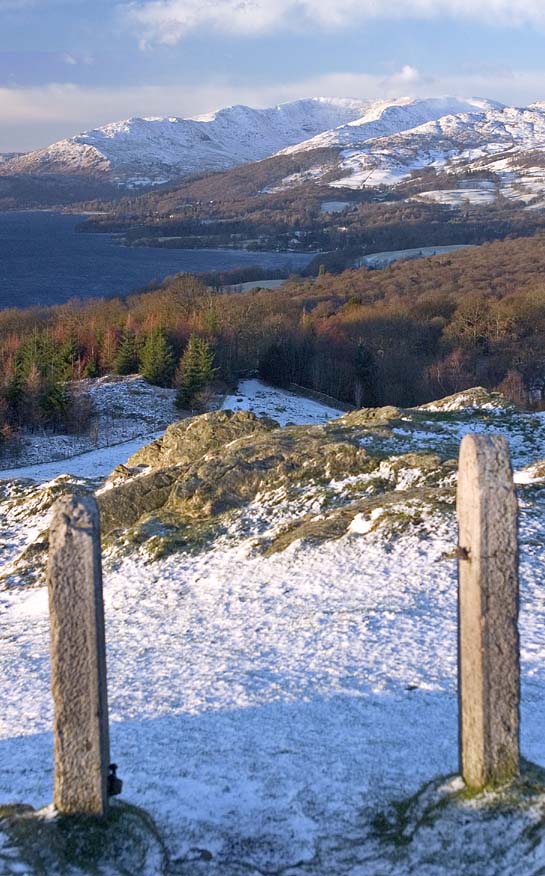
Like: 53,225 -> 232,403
414,187 -> 497,207
222,379 -> 343,426
0,375 -> 179,473
357,244 -> 474,269
1,380 -> 545,874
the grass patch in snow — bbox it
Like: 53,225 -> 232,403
0,800 -> 168,876
119,511 -> 227,562
370,760 -> 545,872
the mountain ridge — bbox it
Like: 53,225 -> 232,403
0,97 -> 372,187
4,94 -> 545,209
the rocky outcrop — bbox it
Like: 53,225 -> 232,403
121,409 -> 278,470
97,403 -> 461,558
417,386 -> 509,412
4,386 -> 537,580
99,419 -> 374,533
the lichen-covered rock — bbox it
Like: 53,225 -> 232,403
417,386 -> 509,412
167,429 -> 373,517
126,409 -> 279,470
337,405 -> 402,427
99,466 -> 184,533
100,423 -> 373,532
5,384 -> 539,575
96,401 -> 460,560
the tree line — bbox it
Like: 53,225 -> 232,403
2,233 -> 545,445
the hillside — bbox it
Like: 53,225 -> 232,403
0,98 -> 370,188
3,235 -> 545,429
1,380 -> 545,874
286,102 -> 545,204
5,95 -> 545,212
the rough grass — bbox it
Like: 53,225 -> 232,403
371,760 -> 545,858
0,800 -> 168,876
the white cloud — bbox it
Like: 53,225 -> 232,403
123,0 -> 545,46
1,64 -> 545,151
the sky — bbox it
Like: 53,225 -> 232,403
2,0 -> 545,152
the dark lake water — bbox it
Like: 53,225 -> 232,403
0,211 -> 315,310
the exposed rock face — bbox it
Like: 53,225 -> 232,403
125,409 -> 279,470
4,386 -> 543,582
97,403 -> 458,558
99,417 -> 374,533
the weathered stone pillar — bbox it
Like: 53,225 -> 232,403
457,434 -> 520,790
48,495 -> 110,816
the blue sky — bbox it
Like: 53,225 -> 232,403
2,0 -> 545,151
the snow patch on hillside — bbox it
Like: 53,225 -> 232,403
222,379 -> 343,426
328,104 -> 545,197
0,375 -> 178,473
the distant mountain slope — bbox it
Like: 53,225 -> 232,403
281,96 -> 503,153
276,99 -> 545,204
327,104 -> 545,192
5,95 -> 545,208
0,98 -> 371,187
0,152 -> 24,163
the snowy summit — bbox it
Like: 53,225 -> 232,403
4,94 -> 545,200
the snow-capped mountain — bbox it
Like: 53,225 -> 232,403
5,95 -> 545,206
0,152 -> 24,164
281,96 -> 503,153
275,98 -> 545,205
0,98 -> 371,187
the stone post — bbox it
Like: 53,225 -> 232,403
48,495 -> 110,816
457,434 -> 520,790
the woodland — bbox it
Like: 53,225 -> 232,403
1,233 -> 545,445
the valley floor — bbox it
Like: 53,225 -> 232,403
1,380 -> 545,874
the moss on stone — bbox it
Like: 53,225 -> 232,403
338,405 -> 402,427
126,408 -> 278,471
123,511 -> 225,560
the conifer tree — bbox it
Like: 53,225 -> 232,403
196,336 -> 216,386
139,328 -> 175,387
59,335 -> 81,380
84,354 -> 100,378
176,335 -> 216,409
115,331 -> 139,375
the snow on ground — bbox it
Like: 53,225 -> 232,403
220,279 -> 286,293
413,188 -> 497,207
356,244 -> 474,269
0,375 -> 178,472
0,432 -> 165,484
1,381 -> 545,874
222,378 -> 344,426
320,200 -> 352,213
